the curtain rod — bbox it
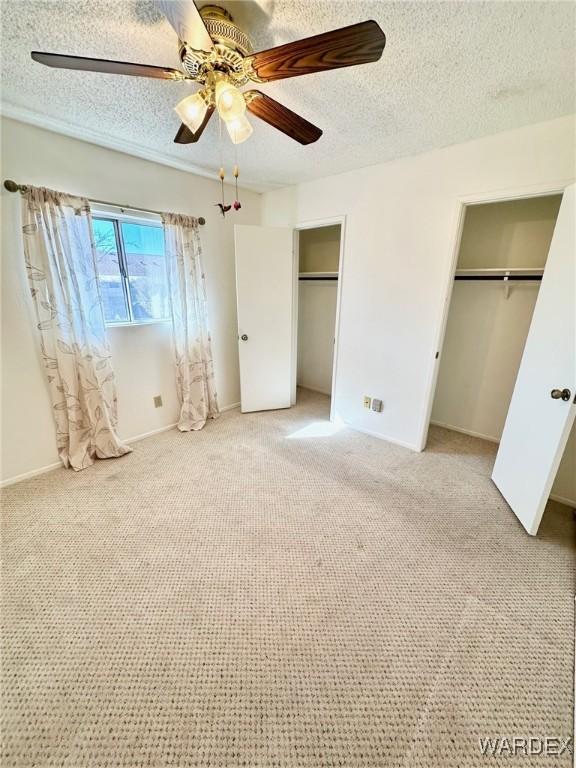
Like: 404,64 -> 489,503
3,179 -> 206,226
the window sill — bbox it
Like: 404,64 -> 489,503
106,319 -> 171,329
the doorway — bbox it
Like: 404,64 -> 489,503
428,191 -> 575,523
234,220 -> 345,417
294,221 -> 344,416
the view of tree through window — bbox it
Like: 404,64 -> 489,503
92,217 -> 168,324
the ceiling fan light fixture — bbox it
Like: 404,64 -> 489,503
215,80 -> 246,123
32,4 -> 386,150
225,113 -> 253,144
175,90 -> 209,133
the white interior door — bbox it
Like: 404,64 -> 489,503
234,225 -> 294,413
492,185 -> 576,535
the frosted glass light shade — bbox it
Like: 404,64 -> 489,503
215,81 -> 246,123
225,113 -> 253,144
175,92 -> 209,133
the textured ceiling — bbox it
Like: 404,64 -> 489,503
1,1 -> 575,191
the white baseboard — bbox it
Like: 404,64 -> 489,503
297,384 -> 332,396
124,422 -> 178,445
549,493 -> 576,509
0,423 -> 179,488
220,402 -> 240,413
1,405 -> 241,488
430,424 -> 576,508
345,422 -> 420,452
0,461 -> 63,488
430,420 -> 500,444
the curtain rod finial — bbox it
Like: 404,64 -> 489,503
4,179 -> 20,193
198,217 -> 206,226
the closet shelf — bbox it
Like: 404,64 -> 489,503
299,271 -> 338,281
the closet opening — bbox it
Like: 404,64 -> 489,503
428,192 -> 575,515
293,222 -> 343,416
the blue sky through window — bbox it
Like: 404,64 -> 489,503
92,217 -> 168,324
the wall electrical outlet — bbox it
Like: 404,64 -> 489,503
153,395 -> 163,408
372,399 -> 383,413
364,396 -> 371,409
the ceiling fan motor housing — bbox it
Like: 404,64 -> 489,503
180,5 -> 253,86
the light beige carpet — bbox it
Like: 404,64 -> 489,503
1,389 -> 574,767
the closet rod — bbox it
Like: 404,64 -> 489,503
3,179 -> 206,225
455,275 -> 541,281
299,276 -> 338,281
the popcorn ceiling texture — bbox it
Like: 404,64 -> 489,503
1,389 -> 574,767
1,1 -> 575,190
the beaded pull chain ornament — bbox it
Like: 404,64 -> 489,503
216,167 -> 231,217
215,115 -> 242,218
233,165 -> 241,211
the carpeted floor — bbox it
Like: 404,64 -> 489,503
1,389 -> 574,768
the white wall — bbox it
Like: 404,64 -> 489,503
297,281 -> 338,395
553,422 -> 576,506
429,193 -> 575,505
262,115 -> 575,454
296,226 -> 340,395
1,117 -> 261,483
432,283 -> 541,441
299,226 -> 340,273
457,195 -> 562,269
432,195 -> 561,441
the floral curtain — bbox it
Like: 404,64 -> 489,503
21,186 -> 132,470
162,213 -> 219,431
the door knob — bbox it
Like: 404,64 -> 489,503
240,334 -> 248,341
550,388 -> 571,401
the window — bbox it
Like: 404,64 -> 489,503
92,213 -> 169,325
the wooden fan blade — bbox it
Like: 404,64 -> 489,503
31,51 -> 184,80
244,20 -> 385,82
155,0 -> 214,52
174,106 -> 215,143
246,91 -> 322,145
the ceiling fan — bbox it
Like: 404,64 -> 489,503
31,1 -> 386,147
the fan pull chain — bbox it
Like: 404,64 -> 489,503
216,116 -> 231,217
232,137 -> 242,211
233,164 -> 241,211
214,113 -> 243,217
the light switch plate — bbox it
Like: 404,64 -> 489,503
364,396 -> 371,408
372,399 -> 383,412
153,395 -> 163,408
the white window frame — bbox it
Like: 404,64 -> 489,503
92,205 -> 170,328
